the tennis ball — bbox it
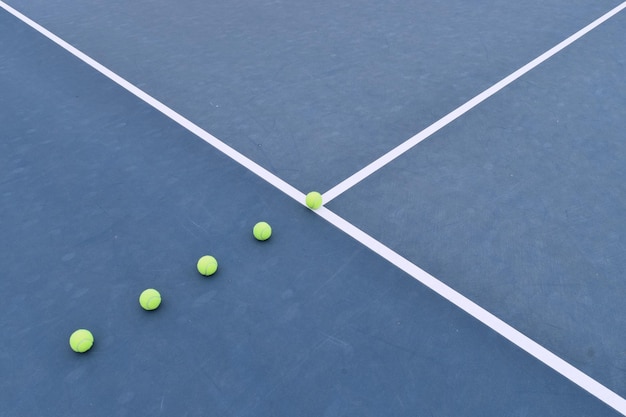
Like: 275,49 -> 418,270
197,255 -> 218,276
305,191 -> 323,209
139,288 -> 161,311
69,329 -> 94,353
253,221 -> 272,241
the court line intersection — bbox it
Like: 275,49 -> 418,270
1,1 -> 624,414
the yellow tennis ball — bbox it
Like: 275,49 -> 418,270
253,221 -> 272,241
69,329 -> 94,353
305,191 -> 323,209
197,255 -> 218,276
139,288 -> 161,311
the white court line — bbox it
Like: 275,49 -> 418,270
317,207 -> 626,416
322,1 -> 626,203
0,1 -> 305,205
2,2 -> 625,415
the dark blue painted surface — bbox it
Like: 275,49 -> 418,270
5,0 -> 624,191
1,3 -> 624,417
332,8 -> 626,398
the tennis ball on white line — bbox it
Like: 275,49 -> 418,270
305,192 -> 322,209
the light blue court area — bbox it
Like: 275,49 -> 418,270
1,1 -> 626,416
331,6 -> 626,399
3,0 -> 624,191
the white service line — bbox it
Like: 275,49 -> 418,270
3,1 -> 625,414
322,1 -> 626,203
317,206 -> 626,416
0,0 -> 305,205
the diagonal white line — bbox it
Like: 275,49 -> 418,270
2,1 -> 625,414
322,1 -> 626,203
316,206 -> 626,416
0,0 -> 305,205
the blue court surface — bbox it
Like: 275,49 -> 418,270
1,1 -> 625,416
